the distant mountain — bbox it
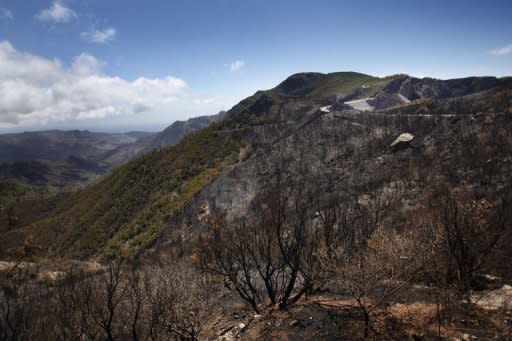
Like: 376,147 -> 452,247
0,158 -> 106,190
0,130 -> 146,190
1,71 -> 510,260
101,111 -> 226,166
0,113 -> 225,190
0,130 -> 139,163
125,131 -> 156,140
152,112 -> 227,148
368,75 -> 504,109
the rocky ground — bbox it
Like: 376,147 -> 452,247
202,282 -> 512,340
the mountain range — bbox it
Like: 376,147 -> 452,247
0,113 -> 225,208
0,71 -> 510,261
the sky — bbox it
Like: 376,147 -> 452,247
0,0 -> 511,133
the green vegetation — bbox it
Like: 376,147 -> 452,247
308,72 -> 380,97
0,179 -> 51,209
108,167 -> 221,257
273,71 -> 398,99
2,123 -> 241,260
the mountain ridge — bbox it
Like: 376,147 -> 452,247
0,72 -> 510,261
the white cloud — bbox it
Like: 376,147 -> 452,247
35,1 -> 77,24
227,59 -> 245,71
0,8 -> 14,20
490,44 -> 512,56
0,41 -> 194,128
81,27 -> 117,44
71,53 -> 104,75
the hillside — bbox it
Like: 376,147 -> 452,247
0,72 -> 510,262
0,124 -> 240,259
1,72 -> 512,340
156,74 -> 511,255
102,111 -> 226,166
0,179 -> 51,209
273,71 -> 381,98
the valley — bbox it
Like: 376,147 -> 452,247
0,113 -> 224,208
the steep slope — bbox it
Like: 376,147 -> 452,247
152,112 -> 227,148
1,72 -> 510,261
0,124 -> 240,259
100,111 -> 226,166
0,179 -> 51,209
154,74 -> 512,259
156,76 -> 511,244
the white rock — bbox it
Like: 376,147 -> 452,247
344,98 -> 374,111
398,93 -> 411,104
320,105 -> 331,113
390,133 -> 414,148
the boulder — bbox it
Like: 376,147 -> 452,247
390,133 -> 414,151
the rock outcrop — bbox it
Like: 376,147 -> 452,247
390,133 -> 414,151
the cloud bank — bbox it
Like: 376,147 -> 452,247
0,41 -> 192,128
81,27 -> 117,44
35,1 -> 77,24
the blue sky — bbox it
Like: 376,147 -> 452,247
0,0 -> 511,132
